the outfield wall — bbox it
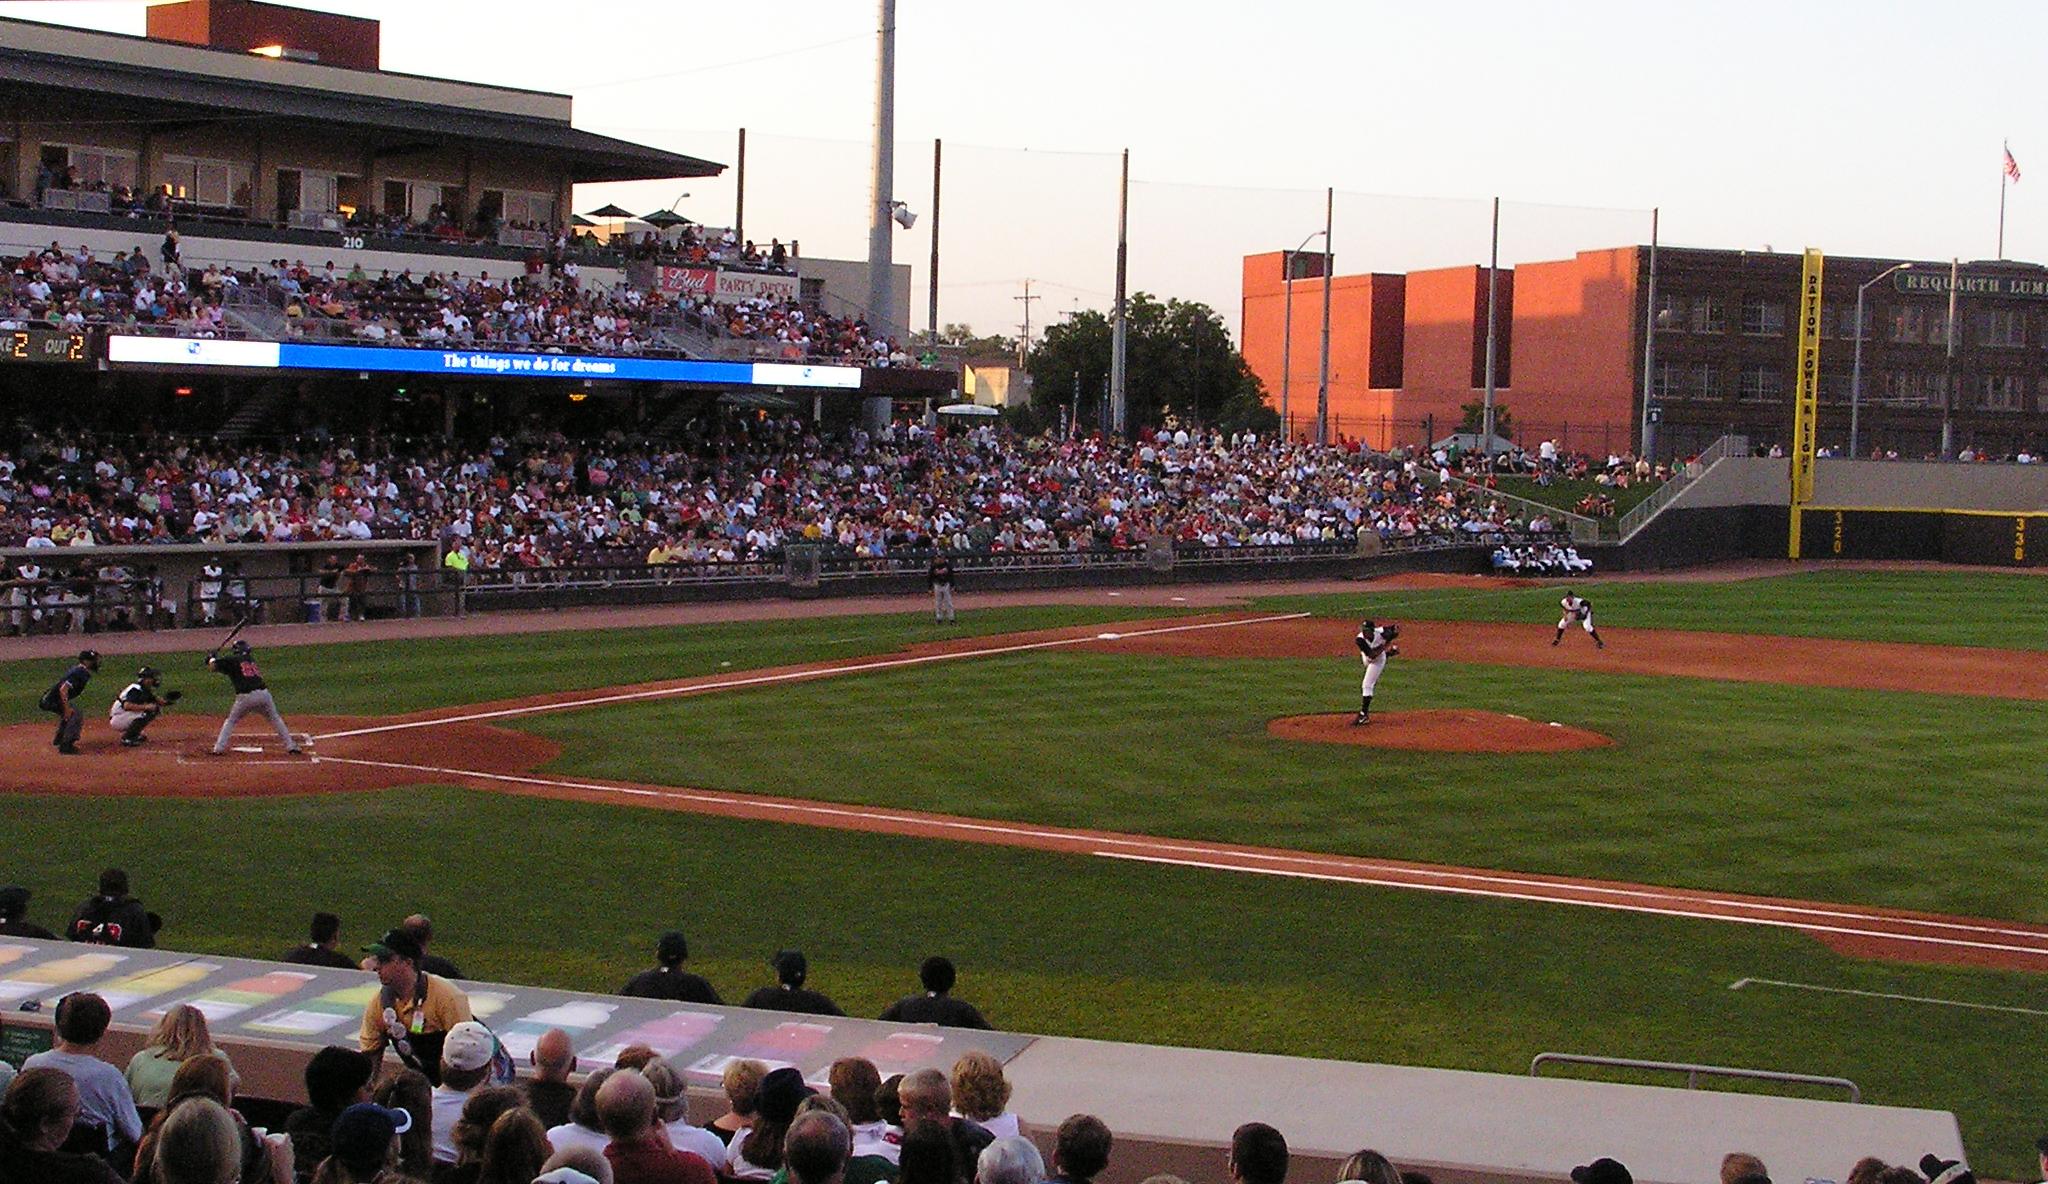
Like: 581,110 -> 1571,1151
0,937 -> 1964,1184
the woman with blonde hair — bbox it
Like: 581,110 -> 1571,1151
150,1097 -> 244,1184
704,1058 -> 767,1145
1336,1150 -> 1403,1184
127,1004 -> 238,1110
949,1051 -> 1018,1138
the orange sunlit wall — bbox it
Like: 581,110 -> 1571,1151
1400,265 -> 1513,440
1507,247 -> 1643,444
1241,252 -> 1405,446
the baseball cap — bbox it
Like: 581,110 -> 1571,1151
78,649 -> 100,665
0,886 -> 27,920
534,1171 -> 601,1184
1920,1157 -> 1974,1184
440,1020 -> 495,1072
331,1103 -> 412,1170
363,928 -> 423,963
1571,1159 -> 1633,1184
97,868 -> 128,897
773,949 -> 807,985
657,930 -> 689,964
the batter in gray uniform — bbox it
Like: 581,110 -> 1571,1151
206,639 -> 303,755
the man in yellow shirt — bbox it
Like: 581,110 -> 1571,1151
358,928 -> 471,1080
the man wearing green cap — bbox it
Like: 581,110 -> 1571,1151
358,927 -> 472,1074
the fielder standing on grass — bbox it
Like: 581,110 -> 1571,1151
928,552 -> 956,623
1353,620 -> 1400,726
206,638 -> 303,755
1553,591 -> 1606,649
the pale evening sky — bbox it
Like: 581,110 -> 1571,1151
7,1 -> 2042,341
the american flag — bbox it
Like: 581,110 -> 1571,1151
2005,143 -> 2023,183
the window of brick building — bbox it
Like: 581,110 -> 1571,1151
1741,299 -> 1787,336
1738,365 -> 1784,402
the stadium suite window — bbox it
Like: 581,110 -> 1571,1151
1738,365 -> 1784,402
161,157 -> 250,209
43,143 -> 137,190
1740,298 -> 1786,336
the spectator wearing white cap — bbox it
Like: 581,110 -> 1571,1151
429,1021 -> 497,1164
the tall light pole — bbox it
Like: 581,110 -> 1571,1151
1280,229 -> 1326,440
1315,186 -> 1333,446
1850,261 -> 1912,459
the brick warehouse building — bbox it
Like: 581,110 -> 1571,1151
1243,245 -> 2048,459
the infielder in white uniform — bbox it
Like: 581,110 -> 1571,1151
1353,619 -> 1401,725
1553,592 -> 1605,649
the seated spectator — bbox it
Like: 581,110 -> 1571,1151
976,1137 -> 1043,1184
401,914 -> 466,981
475,1110 -> 550,1184
948,1053 -> 1016,1139
1845,1159 -> 1886,1184
641,1060 -> 727,1168
319,1101 -> 416,1184
1046,1116 -> 1110,1184
703,1059 -> 766,1147
441,1088 -> 526,1184
730,1068 -> 813,1181
537,1144 -> 614,1184
828,1058 -> 895,1164
23,992 -> 143,1158
1336,1151 -> 1401,1184
1571,1159 -> 1632,1184
524,1029 -> 579,1130
784,1109 -> 851,1184
1721,1153 -> 1769,1184
896,1069 -> 990,1184
879,958 -> 990,1030
613,1046 -> 660,1073
0,1067 -> 125,1183
125,1003 -> 238,1111
370,1068 -> 434,1180
620,931 -> 722,1004
0,884 -> 56,938
127,1057 -> 268,1183
786,1095 -> 892,1184
1228,1124 -> 1287,1184
599,1070 -> 717,1184
284,1046 -> 375,1176
429,1023 -> 501,1164
743,950 -> 844,1017
283,912 -> 359,969
546,1067 -> 617,1159
67,867 -> 155,948
143,1096 -> 263,1184
894,1122 -> 954,1184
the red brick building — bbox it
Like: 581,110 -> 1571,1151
1243,245 -> 2048,459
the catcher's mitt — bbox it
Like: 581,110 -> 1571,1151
162,690 -> 183,704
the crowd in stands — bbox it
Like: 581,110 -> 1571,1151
0,420 -> 1561,588
0,874 -> 2002,1184
1,235 -> 909,366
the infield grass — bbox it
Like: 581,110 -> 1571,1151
0,787 -> 2040,1178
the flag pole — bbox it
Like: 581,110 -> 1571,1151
2000,151 -> 2008,261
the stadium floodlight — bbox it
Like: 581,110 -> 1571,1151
891,201 -> 917,230
1851,262 -> 1912,458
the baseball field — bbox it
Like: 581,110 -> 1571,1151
3,567 -> 2046,1176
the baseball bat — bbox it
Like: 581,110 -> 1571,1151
209,615 -> 248,659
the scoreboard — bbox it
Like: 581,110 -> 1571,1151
4,327 -> 89,364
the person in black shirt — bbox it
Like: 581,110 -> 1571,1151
741,950 -> 845,1016
401,914 -> 466,980
39,649 -> 99,754
0,885 -> 57,939
282,912 -> 358,969
282,1046 -> 375,1175
619,931 -> 722,1003
878,956 -> 991,1029
928,555 -> 956,623
205,640 -> 302,756
67,867 -> 155,948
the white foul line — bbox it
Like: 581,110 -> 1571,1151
306,750 -> 2048,961
1729,977 -> 2048,1016
311,612 -> 1311,742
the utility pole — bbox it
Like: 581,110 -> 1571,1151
1110,148 -> 1129,436
927,137 -> 941,342
1481,196 -> 1500,458
1014,280 -> 1038,367
1315,186 -> 1333,445
1639,207 -> 1659,460
734,127 -> 747,243
862,0 -> 896,433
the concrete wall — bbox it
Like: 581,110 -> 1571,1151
1812,459 -> 2048,511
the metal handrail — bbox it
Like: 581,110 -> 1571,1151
1616,433 -> 1750,540
1529,1052 -> 1860,1102
1440,476 -> 1602,545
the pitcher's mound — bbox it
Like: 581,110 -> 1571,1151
1268,710 -> 1615,753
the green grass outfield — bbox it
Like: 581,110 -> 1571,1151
1258,569 -> 2048,651
3,572 -> 2045,1171
0,788 -> 2042,1176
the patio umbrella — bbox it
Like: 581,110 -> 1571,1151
641,209 -> 691,229
584,203 -> 635,243
937,403 -> 1000,417
569,214 -> 596,227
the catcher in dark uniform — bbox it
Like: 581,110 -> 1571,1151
109,666 -> 180,747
